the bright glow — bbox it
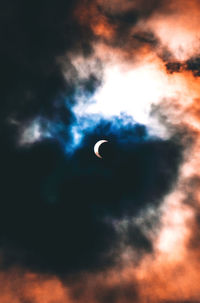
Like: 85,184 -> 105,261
72,60 -> 187,140
19,56 -> 200,150
74,63 -> 168,124
72,53 -> 200,140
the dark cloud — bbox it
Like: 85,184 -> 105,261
165,62 -> 182,74
103,9 -> 139,43
0,118 -> 182,276
186,56 -> 200,77
0,0 -> 96,134
125,224 -> 153,253
165,56 -> 200,77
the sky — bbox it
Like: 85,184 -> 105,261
1,0 -> 200,302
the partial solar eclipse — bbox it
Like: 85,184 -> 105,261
94,140 -> 108,159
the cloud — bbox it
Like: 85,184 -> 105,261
2,0 -> 200,302
0,116 -> 183,278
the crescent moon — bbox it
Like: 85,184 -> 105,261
94,140 -> 108,159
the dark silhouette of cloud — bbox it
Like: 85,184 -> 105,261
0,118 -> 182,276
0,3 -> 192,303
